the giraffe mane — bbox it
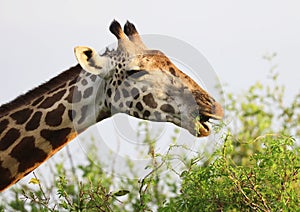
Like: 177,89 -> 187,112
0,65 -> 82,117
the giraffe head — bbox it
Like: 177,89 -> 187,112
74,20 -> 223,137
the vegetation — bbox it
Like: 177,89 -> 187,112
0,58 -> 299,211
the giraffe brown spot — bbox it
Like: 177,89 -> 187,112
142,93 -> 158,109
114,90 -> 121,102
126,101 -> 133,108
169,67 -> 177,76
124,81 -> 130,87
133,111 -> 139,118
78,105 -> 89,125
160,104 -> 175,114
154,111 -> 162,121
107,88 -> 112,98
68,110 -> 76,122
65,86 -> 82,103
38,90 -> 65,109
25,111 -> 42,131
136,102 -> 144,111
90,75 -> 97,82
81,79 -> 88,86
117,80 -> 122,85
10,108 -> 33,125
131,87 -> 140,99
143,110 -> 151,119
0,119 -> 9,133
83,87 -> 93,98
0,160 -> 13,191
40,128 -> 72,149
45,104 -> 66,127
0,128 -> 20,151
119,102 -> 124,108
96,110 -> 111,122
122,89 -> 130,98
32,96 -> 44,106
10,136 -> 47,173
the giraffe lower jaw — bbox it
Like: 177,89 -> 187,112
195,111 -> 223,137
195,120 -> 211,137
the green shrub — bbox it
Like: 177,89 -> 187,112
160,135 -> 299,211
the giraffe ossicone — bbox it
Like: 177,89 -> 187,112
0,20 -> 223,192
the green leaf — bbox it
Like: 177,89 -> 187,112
29,178 -> 40,185
180,170 -> 188,178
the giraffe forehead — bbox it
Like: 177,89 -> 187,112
131,52 -> 207,93
127,53 -> 192,86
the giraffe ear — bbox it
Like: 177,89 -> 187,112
74,46 -> 111,77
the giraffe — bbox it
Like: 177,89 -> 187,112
0,20 -> 223,192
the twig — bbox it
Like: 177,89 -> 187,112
33,172 -> 49,203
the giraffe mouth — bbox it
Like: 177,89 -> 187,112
194,115 -> 211,137
193,102 -> 224,137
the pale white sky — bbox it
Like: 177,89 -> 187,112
0,0 -> 300,192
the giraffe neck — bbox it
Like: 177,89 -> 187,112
0,65 -> 110,191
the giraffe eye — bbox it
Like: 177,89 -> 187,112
126,70 -> 149,79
